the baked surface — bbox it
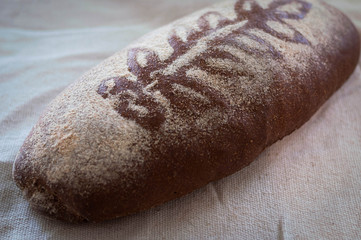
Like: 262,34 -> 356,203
13,0 -> 360,222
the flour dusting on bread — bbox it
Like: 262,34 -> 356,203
12,0 -> 360,222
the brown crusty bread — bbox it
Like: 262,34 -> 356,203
13,0 -> 360,223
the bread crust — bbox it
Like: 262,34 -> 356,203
13,0 -> 360,222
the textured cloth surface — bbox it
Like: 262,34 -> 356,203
1,0 -> 361,239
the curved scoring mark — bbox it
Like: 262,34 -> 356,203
97,0 -> 312,130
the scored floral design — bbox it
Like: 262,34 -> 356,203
97,0 -> 312,130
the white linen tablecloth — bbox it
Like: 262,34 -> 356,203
1,0 -> 360,239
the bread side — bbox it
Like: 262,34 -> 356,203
13,0 -> 360,222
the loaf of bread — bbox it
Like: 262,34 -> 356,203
13,0 -> 360,222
